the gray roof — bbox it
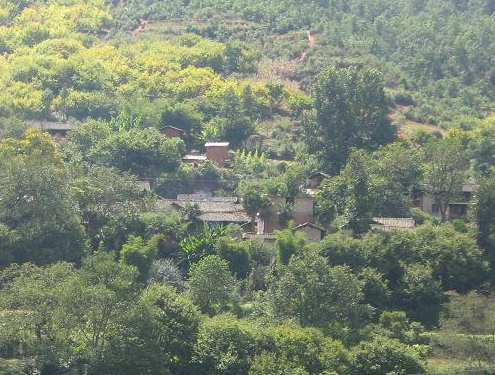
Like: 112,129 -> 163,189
31,121 -> 74,131
205,142 -> 229,147
309,171 -> 331,179
158,194 -> 250,223
242,232 -> 276,242
371,217 -> 415,231
295,222 -> 326,233
198,211 -> 250,223
177,194 -> 238,203
182,155 -> 207,161
161,125 -> 185,132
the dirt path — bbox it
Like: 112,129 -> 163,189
307,30 -> 315,48
131,19 -> 148,37
296,30 -> 315,62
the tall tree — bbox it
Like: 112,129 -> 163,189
0,130 -> 85,266
422,138 -> 469,221
305,67 -> 395,174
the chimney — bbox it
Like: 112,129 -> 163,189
205,142 -> 229,167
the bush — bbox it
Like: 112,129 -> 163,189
215,236 -> 251,279
193,314 -> 259,375
187,255 -> 239,315
349,337 -> 426,375
248,353 -> 309,375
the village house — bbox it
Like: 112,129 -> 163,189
371,217 -> 415,231
243,195 -> 324,242
182,142 -> 230,167
414,183 -> 474,220
309,171 -> 331,190
294,222 -> 326,242
159,193 -> 251,227
31,121 -> 75,138
160,126 -> 185,138
263,196 -> 315,233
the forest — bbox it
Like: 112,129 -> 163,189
1,0 -> 495,374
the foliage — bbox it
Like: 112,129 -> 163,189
187,255 -> 239,315
267,249 -> 364,328
349,336 -> 426,375
215,236 -> 252,279
434,292 -> 495,369
422,137 -> 469,221
275,226 -> 307,266
120,235 -> 157,283
248,353 -> 309,375
180,223 -> 226,268
0,130 -> 85,267
304,67 -> 395,174
192,314 -> 259,375
89,128 -> 184,178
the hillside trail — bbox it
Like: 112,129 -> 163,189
297,30 -> 315,62
131,18 -> 148,37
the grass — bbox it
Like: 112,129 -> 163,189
399,118 -> 446,138
0,359 -> 26,375
427,357 -> 469,374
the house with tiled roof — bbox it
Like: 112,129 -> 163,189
158,193 -> 251,226
370,217 -> 415,231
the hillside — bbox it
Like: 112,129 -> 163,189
2,1 -> 495,375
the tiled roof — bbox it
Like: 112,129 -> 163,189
182,155 -> 207,161
199,211 -> 250,223
31,121 -> 74,131
295,222 -> 326,233
161,126 -> 185,132
158,194 -> 249,223
242,232 -> 276,241
371,217 -> 415,230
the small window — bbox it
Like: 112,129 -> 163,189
286,197 -> 295,205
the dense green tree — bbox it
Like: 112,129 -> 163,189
0,262 -> 75,367
434,292 -> 495,368
422,137 -> 469,221
120,235 -> 157,283
187,255 -> 239,315
0,130 -> 85,266
215,236 -> 251,279
248,353 -> 309,375
275,226 -> 307,266
95,284 -> 201,375
192,314 -> 259,375
261,323 -> 349,375
305,67 -> 395,174
89,128 -> 184,178
242,186 -> 272,226
469,173 -> 495,273
268,249 -> 364,328
349,337 -> 426,375
316,149 -> 375,233
357,267 -> 391,315
70,166 -> 149,250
